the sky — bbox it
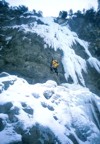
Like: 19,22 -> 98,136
6,0 -> 98,17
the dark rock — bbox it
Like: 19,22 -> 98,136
0,118 -> 5,131
83,62 -> 100,95
47,105 -> 54,111
41,102 -> 47,108
0,102 -> 13,113
21,102 -> 27,107
53,116 -> 58,120
90,98 -> 100,130
9,114 -> 19,123
68,133 -> 79,144
0,103 -> 19,123
15,122 -> 61,143
10,106 -> 20,115
21,123 -> 60,144
0,72 -> 16,92
0,83 -> 4,93
41,102 -> 54,111
72,42 -> 89,60
8,106 -> 20,123
21,103 -> 34,115
23,106 -> 34,115
43,90 -> 54,99
2,79 -> 15,90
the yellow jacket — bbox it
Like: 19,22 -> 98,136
52,60 -> 59,68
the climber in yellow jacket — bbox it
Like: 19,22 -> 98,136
50,58 -> 59,75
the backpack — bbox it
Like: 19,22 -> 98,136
52,60 -> 59,68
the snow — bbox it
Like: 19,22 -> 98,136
0,74 -> 100,144
0,127 -> 21,144
5,36 -> 12,44
5,36 -> 12,41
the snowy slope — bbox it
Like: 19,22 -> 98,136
0,72 -> 100,144
9,16 -> 100,86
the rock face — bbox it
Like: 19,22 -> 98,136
0,1 -> 66,84
0,26 -> 65,84
0,1 -> 100,95
66,12 -> 100,95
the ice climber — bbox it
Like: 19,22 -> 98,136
50,58 -> 59,75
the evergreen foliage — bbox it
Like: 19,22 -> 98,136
67,8 -> 100,59
0,0 -> 9,15
67,8 -> 100,28
0,0 -> 43,18
10,5 -> 28,17
74,10 -> 83,18
68,9 -> 73,17
59,11 -> 68,19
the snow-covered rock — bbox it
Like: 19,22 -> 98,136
0,73 -> 100,144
